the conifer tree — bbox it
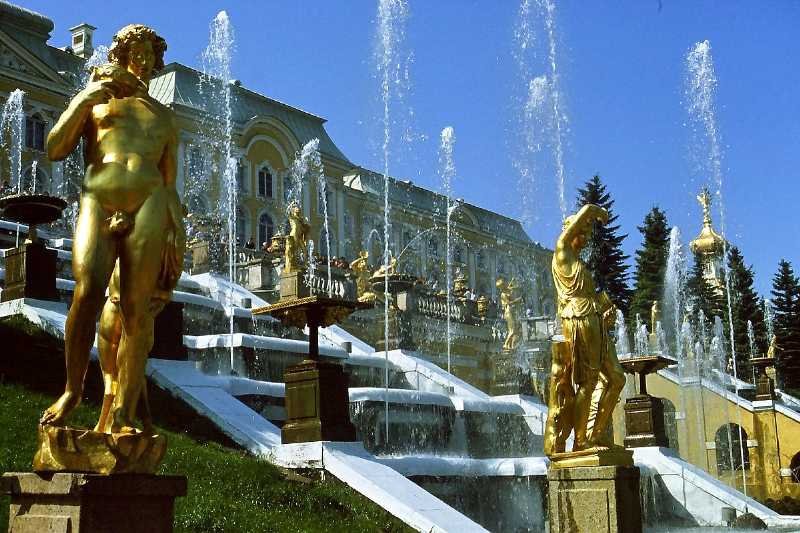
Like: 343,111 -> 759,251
629,207 -> 670,330
726,246 -> 768,383
575,175 -> 631,314
771,260 -> 800,392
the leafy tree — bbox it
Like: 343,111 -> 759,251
629,207 -> 670,330
725,246 -> 768,382
771,260 -> 800,392
575,175 -> 632,314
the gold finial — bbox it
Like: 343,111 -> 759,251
697,187 -> 712,227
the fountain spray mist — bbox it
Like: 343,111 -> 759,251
439,127 -> 456,374
202,11 -> 237,373
540,0 -> 567,219
685,39 -> 748,498
1,89 -> 24,194
376,0 -> 408,443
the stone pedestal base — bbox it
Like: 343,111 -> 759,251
282,359 -> 357,443
624,394 -> 669,448
1,241 -> 58,302
547,465 -> 642,533
1,472 -> 186,533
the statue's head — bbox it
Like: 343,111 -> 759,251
496,278 -> 506,290
287,201 -> 301,217
108,24 -> 167,79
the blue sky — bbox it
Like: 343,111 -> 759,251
21,1 -> 800,295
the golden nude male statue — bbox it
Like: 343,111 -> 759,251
546,204 -> 629,467
36,24 -> 184,473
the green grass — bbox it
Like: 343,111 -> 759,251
0,383 -> 412,533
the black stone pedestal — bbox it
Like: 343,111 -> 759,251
1,241 -> 58,302
624,394 -> 669,448
281,359 -> 357,443
1,472 -> 186,533
150,301 -> 187,360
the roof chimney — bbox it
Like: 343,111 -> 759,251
69,23 -> 96,59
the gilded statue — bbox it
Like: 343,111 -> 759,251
453,271 -> 468,300
349,250 -> 375,303
497,277 -> 522,352
546,204 -> 627,462
38,24 -> 184,473
284,201 -> 310,273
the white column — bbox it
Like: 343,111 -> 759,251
336,186 -> 345,256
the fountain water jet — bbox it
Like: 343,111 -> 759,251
1,89 -> 24,193
376,0 -> 409,443
685,39 -> 748,496
438,126 -> 456,374
200,10 -> 237,373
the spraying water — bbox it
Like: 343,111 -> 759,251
512,0 -> 569,227
615,309 -> 631,358
685,40 -> 747,496
764,299 -> 774,343
539,0 -> 568,219
1,89 -> 24,193
376,0 -> 409,444
439,126 -> 456,374
663,227 -> 687,357
30,160 -> 38,194
201,11 -> 237,373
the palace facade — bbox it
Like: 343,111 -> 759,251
0,1 -> 554,312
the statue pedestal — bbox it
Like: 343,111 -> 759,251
623,394 -> 669,448
1,241 -> 58,302
547,465 -> 642,533
282,359 -> 357,443
1,472 -> 186,533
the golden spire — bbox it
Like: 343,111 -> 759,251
690,186 -> 724,257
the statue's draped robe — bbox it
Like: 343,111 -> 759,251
551,255 -> 606,386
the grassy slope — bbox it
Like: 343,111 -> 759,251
0,383 -> 411,533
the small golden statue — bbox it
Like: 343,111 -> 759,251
372,253 -> 398,278
453,271 -> 469,300
349,250 -> 375,303
284,201 -> 310,273
545,204 -> 628,467
38,24 -> 184,474
497,277 -> 522,353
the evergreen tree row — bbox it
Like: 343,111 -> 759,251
569,175 -> 800,388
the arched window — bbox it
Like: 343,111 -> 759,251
283,175 -> 294,203
453,246 -> 463,264
25,114 -> 46,151
236,161 -> 248,195
715,423 -> 750,472
790,451 -> 800,483
258,212 -> 274,247
257,165 -> 273,198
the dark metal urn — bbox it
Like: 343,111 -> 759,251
0,193 -> 67,302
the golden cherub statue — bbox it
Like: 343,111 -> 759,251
496,277 -> 522,352
545,204 -> 626,460
38,24 -> 184,473
284,201 -> 310,274
349,250 -> 375,303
